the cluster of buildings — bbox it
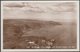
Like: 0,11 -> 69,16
22,36 -> 55,49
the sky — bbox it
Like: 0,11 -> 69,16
2,2 -> 78,22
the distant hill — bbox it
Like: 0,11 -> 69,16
4,19 -> 61,30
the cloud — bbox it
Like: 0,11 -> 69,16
3,2 -> 77,22
3,2 -> 76,12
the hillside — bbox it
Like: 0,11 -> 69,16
3,19 -> 61,49
3,19 -> 76,49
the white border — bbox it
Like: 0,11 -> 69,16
1,1 -> 79,51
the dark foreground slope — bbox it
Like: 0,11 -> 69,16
3,19 -> 76,49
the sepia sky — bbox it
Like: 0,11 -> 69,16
2,2 -> 78,22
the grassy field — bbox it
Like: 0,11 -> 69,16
3,19 -> 77,49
